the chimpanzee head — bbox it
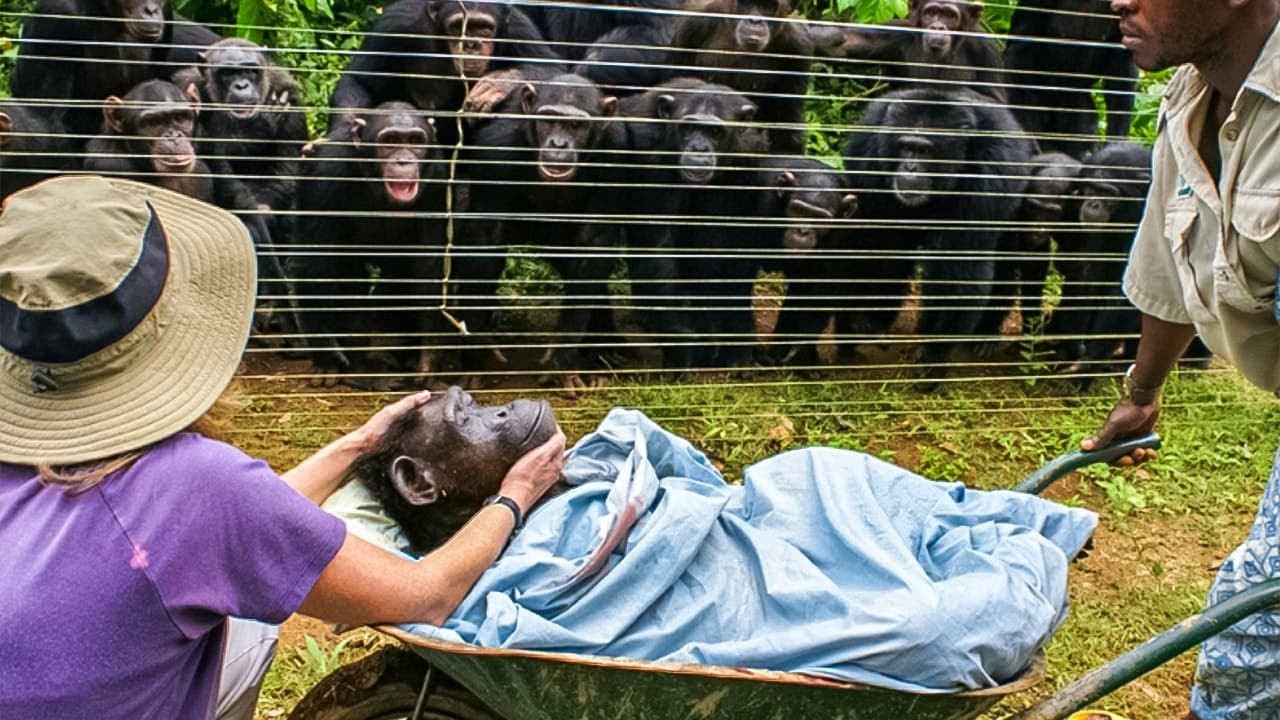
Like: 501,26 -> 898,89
654,79 -> 758,185
731,0 -> 791,52
1075,143 -> 1151,225
103,80 -> 200,176
879,94 -> 978,207
520,74 -> 617,182
428,0 -> 507,79
1020,152 -> 1083,246
352,386 -> 558,551
908,0 -> 982,58
116,0 -> 168,41
200,39 -> 270,120
347,102 -> 436,206
766,160 -> 857,252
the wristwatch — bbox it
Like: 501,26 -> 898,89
1122,364 -> 1162,406
483,494 -> 524,531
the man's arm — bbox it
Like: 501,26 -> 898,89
1081,314 -> 1197,464
298,427 -> 566,626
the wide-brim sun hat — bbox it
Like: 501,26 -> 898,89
0,175 -> 257,465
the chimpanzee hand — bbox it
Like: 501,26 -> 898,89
463,69 -> 523,115
499,427 -> 567,514
1081,398 -> 1160,466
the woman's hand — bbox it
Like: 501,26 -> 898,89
349,390 -> 433,453
498,427 -> 567,513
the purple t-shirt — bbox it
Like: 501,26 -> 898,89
0,433 -> 346,719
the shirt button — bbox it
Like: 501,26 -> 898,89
1224,125 -> 1240,142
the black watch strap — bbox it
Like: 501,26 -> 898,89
483,494 -> 523,531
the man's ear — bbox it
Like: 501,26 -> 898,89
390,455 -> 442,506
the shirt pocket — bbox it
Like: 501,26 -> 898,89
1227,189 -> 1279,314
1164,206 -> 1218,324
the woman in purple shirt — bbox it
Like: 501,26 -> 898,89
0,176 -> 565,720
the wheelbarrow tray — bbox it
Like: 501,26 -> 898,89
381,625 -> 1043,720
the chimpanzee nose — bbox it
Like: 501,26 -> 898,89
233,79 -> 251,93
144,2 -> 161,17
549,136 -> 568,149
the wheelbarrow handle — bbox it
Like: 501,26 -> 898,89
1012,433 -> 1162,496
1010,577 -> 1280,720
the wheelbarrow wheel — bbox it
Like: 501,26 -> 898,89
287,646 -> 501,720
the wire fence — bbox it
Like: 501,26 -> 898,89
0,0 -> 1238,432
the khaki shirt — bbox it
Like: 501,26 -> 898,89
1123,23 -> 1280,392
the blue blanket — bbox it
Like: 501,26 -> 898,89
404,409 -> 1097,692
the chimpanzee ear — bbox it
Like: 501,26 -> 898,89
520,83 -> 538,116
656,94 -> 676,120
840,192 -> 859,218
183,82 -> 202,115
601,96 -> 618,117
738,103 -> 757,122
103,96 -> 126,134
961,1 -> 982,23
390,455 -> 442,506
774,170 -> 795,199
0,111 -> 12,142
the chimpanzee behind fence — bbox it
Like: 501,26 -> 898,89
0,102 -> 77,199
620,78 -> 772,370
845,87 -> 1035,387
290,102 -> 450,390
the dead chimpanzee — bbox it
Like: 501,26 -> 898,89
460,72 -> 624,396
1048,142 -> 1150,371
844,87 -> 1035,388
327,0 -> 557,145
620,78 -> 772,370
290,102 -> 450,390
11,0 -> 220,141
756,156 -> 858,366
0,102 -> 77,199
668,0 -> 815,153
813,0 -> 1006,102
350,386 -> 559,553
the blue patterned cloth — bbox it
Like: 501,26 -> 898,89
1191,444 -> 1280,720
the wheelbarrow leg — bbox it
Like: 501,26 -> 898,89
410,665 -> 435,720
1011,578 -> 1280,720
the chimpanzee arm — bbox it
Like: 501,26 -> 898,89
329,1 -> 430,118
166,16 -> 222,69
575,0 -> 682,89
499,7 -> 564,65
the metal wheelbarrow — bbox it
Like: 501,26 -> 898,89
289,434 -> 1280,720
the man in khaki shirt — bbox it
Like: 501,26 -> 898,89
1086,0 -> 1280,715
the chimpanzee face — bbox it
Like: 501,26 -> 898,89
1021,155 -> 1083,243
376,386 -> 557,508
773,169 -> 857,252
118,0 -> 166,41
656,87 -> 757,185
433,1 -> 500,78
1077,181 -> 1122,224
521,76 -> 618,182
203,41 -> 269,119
886,103 -> 973,207
734,0 -> 786,52
354,102 -> 435,205
104,80 -> 199,175
909,0 -> 981,57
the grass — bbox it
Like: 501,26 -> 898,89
244,363 -> 1278,719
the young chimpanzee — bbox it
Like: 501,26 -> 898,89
349,386 -> 558,553
461,72 -> 624,396
667,0 -> 815,153
12,0 -> 221,141
290,102 -> 449,390
327,0 -> 557,144
620,78 -> 772,371
1047,142 -> 1150,372
815,0 -> 1006,102
0,102 -> 77,199
1003,0 -> 1137,155
844,87 -> 1035,388
756,156 -> 858,366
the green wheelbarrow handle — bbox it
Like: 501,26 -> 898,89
1011,577 -> 1280,720
1012,433 -> 1163,496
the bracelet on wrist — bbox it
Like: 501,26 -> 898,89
483,494 -> 524,535
1123,364 -> 1163,406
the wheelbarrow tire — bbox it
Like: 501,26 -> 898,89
287,646 -> 502,720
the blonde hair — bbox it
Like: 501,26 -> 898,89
37,387 -> 241,493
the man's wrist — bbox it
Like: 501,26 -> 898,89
1123,364 -> 1163,406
